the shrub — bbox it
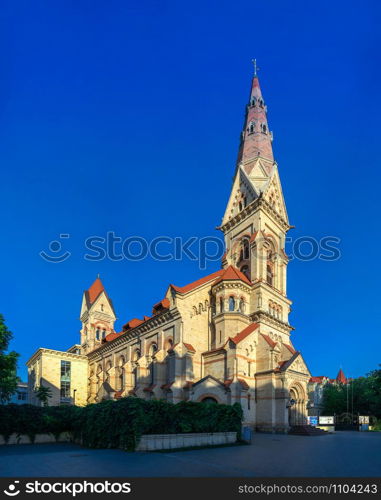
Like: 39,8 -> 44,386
0,398 -> 243,450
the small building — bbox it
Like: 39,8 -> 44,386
27,348 -> 88,406
7,381 -> 28,404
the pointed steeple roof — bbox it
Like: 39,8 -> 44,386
87,277 -> 105,304
336,369 -> 347,384
236,71 -> 274,176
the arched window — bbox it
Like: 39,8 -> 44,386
220,297 -> 224,313
228,296 -> 235,312
102,329 -> 106,339
149,343 -> 158,358
243,238 -> 250,260
249,121 -> 254,133
266,265 -> 273,286
95,328 -> 101,341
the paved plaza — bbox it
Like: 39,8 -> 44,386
0,432 -> 380,477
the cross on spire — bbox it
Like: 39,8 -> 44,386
251,58 -> 259,76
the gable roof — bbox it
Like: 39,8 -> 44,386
171,269 -> 224,294
261,333 -> 277,349
212,265 -> 251,286
230,322 -> 259,345
276,351 -> 300,372
284,343 -> 296,355
152,298 -> 170,314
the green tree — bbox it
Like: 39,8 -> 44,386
0,314 -> 19,403
34,385 -> 52,407
322,366 -> 381,419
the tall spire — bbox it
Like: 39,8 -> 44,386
236,63 -> 274,175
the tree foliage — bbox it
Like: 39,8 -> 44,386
322,366 -> 381,419
34,385 -> 53,407
0,314 -> 19,403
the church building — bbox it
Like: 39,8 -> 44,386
27,68 -> 312,432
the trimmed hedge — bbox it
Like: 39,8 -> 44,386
0,398 -> 242,450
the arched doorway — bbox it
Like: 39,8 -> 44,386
288,385 -> 306,426
201,397 -> 218,404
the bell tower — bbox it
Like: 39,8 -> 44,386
79,276 -> 117,354
220,64 -> 292,340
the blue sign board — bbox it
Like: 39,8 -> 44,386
308,416 -> 318,426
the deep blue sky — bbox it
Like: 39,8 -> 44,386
1,0 -> 380,381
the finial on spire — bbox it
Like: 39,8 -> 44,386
97,273 -> 100,279
252,58 -> 259,77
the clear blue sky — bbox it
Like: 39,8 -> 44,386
1,0 -> 380,381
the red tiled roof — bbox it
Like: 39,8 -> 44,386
213,265 -> 251,286
87,277 -> 104,304
104,332 -> 119,342
261,333 -> 277,349
152,298 -> 170,314
230,323 -> 259,345
284,343 -> 296,355
171,269 -> 224,294
309,376 -> 327,383
183,343 -> 196,353
237,378 -> 250,390
122,318 -> 144,331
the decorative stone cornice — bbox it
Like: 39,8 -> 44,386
26,348 -> 87,366
212,281 -> 252,294
250,310 -> 293,334
88,308 -> 181,361
219,196 -> 290,234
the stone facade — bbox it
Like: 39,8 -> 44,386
27,348 -> 88,407
27,70 -> 313,432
